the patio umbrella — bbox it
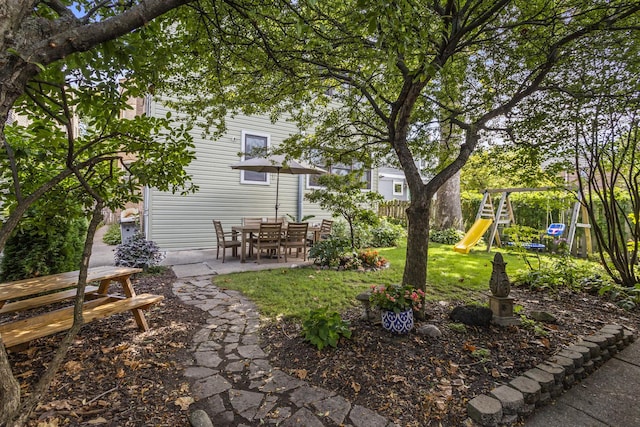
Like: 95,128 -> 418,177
230,155 -> 326,220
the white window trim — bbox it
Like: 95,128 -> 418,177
392,180 -> 404,196
240,130 -> 271,185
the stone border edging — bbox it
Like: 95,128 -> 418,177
466,324 -> 637,426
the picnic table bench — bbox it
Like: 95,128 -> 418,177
0,266 -> 163,348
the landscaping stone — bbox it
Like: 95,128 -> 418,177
489,385 -> 524,415
583,334 -> 609,349
547,355 -> 575,374
565,345 -> 591,362
281,407 -> 325,427
536,362 -> 565,384
509,376 -> 541,405
623,329 -> 636,343
599,331 -> 617,346
416,324 -> 443,338
600,324 -> 623,338
563,373 -> 575,389
592,355 -> 604,367
556,349 -> 584,367
576,340 -> 601,357
313,396 -> 351,425
189,409 -> 214,427
538,391 -> 551,406
349,404 -> 389,427
449,305 -> 493,327
501,413 -> 519,425
529,310 -> 557,323
467,394 -> 503,427
550,383 -> 564,398
583,360 -> 595,375
523,368 -> 555,392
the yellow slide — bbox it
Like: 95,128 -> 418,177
453,218 -> 493,254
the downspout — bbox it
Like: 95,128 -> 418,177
297,175 -> 304,222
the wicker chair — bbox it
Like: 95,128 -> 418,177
213,220 -> 241,263
282,222 -> 309,261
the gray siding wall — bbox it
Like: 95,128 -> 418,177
146,99 -> 383,250
147,101 -> 303,250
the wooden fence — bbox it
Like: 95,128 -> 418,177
378,200 -> 410,221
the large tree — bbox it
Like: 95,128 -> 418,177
0,1 -> 196,424
156,0 -> 640,293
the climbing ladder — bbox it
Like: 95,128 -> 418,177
476,191 -> 516,251
566,193 -> 592,254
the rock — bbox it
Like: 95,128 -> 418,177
489,385 -> 524,415
189,409 -> 214,427
356,291 -> 372,302
509,376 -> 541,405
467,394 -> 503,426
416,324 -> 442,338
528,311 -> 557,323
449,305 -> 493,327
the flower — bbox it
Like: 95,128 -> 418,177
369,284 -> 426,313
358,250 -> 388,269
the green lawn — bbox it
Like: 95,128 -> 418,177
214,241 -> 544,319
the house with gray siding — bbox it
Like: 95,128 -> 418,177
142,98 -> 380,251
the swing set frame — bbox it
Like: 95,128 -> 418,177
476,187 -> 592,254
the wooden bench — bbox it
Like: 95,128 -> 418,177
0,266 -> 164,348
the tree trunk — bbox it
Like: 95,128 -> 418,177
434,171 -> 463,230
402,196 -> 431,291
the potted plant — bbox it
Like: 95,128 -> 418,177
369,284 -> 426,334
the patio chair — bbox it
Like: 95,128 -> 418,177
242,217 -> 264,226
255,222 -> 283,264
320,219 -> 333,240
213,220 -> 241,263
282,222 -> 309,262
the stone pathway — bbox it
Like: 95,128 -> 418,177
173,275 -> 396,427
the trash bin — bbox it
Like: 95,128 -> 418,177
120,208 -> 139,243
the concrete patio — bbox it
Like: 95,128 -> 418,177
89,225 -> 314,278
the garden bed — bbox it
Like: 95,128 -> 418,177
261,286 -> 640,426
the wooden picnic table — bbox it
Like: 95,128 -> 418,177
0,266 -> 163,348
231,224 -> 320,263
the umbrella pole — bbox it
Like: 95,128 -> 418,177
275,169 -> 280,222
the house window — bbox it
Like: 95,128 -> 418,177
393,180 -> 404,196
241,130 -> 270,184
307,160 -> 372,190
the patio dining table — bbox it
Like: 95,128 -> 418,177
231,224 -> 320,263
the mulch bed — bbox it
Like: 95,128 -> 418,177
4,269 -> 640,426
261,286 -> 640,426
6,268 -> 207,426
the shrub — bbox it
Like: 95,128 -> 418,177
429,228 -> 465,244
331,220 -> 372,250
0,215 -> 87,281
513,254 -> 617,297
309,237 -> 351,267
114,233 -> 165,269
370,218 -> 406,247
102,223 -> 122,245
302,308 -> 352,350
